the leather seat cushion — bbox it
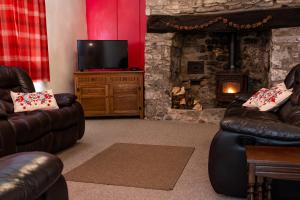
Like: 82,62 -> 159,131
42,104 -> 79,130
8,111 -> 51,144
0,152 -> 63,200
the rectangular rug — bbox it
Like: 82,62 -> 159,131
64,143 -> 195,190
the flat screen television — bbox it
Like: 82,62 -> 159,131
77,40 -> 128,71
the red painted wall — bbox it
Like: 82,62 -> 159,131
86,0 -> 146,69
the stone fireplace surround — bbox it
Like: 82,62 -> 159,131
144,0 -> 300,121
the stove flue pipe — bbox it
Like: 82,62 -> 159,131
230,33 -> 236,70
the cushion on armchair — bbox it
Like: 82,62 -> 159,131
243,83 -> 292,111
54,93 -> 77,107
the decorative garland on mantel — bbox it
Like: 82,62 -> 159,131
161,15 -> 272,31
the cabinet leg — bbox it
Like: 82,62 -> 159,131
248,164 -> 255,200
257,176 -> 263,200
265,178 -> 272,200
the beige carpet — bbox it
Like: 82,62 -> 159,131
58,119 -> 243,200
65,143 -> 194,190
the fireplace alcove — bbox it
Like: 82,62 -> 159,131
144,6 -> 300,121
169,30 -> 270,109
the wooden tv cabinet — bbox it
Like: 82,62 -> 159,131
74,71 -> 144,118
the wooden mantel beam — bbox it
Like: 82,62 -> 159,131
147,7 -> 300,33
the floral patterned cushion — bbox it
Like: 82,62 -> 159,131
243,83 -> 293,111
11,90 -> 59,112
242,88 -> 269,108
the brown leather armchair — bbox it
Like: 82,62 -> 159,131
209,64 -> 300,199
0,152 -> 68,200
0,66 -> 85,156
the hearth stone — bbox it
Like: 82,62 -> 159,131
163,108 -> 226,124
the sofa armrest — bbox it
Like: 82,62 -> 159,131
54,93 -> 77,107
0,152 -> 64,200
234,93 -> 252,103
221,117 -> 300,141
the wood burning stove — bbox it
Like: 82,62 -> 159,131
216,70 -> 247,104
216,33 -> 248,105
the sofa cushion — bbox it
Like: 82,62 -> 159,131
8,111 -> 51,144
0,100 -> 14,114
242,83 -> 292,111
11,90 -> 59,112
243,88 -> 269,108
0,110 -> 8,119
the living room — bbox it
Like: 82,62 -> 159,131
1,0 -> 300,200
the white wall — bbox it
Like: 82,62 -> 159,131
45,0 -> 87,93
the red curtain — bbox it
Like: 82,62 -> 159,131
0,0 -> 50,81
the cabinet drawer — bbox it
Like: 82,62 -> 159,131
76,76 -> 107,86
109,75 -> 141,84
81,87 -> 107,97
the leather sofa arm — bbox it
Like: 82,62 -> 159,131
234,93 -> 252,103
0,121 -> 16,157
221,117 -> 300,141
54,93 -> 77,107
0,152 -> 63,200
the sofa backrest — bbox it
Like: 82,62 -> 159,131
0,66 -> 35,113
285,64 -> 300,90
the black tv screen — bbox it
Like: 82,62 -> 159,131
77,40 -> 128,70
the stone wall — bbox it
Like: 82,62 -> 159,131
146,0 -> 300,16
145,0 -> 300,121
145,31 -> 272,119
145,33 -> 174,120
173,32 -> 230,107
270,27 -> 300,86
238,31 -> 271,91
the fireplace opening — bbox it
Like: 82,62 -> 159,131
144,5 -> 300,121
216,70 -> 248,105
223,82 -> 240,94
170,30 -> 270,109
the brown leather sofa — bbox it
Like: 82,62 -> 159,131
0,66 -> 85,157
0,152 -> 68,200
209,64 -> 300,200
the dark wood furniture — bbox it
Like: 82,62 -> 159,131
74,71 -> 144,118
246,146 -> 300,200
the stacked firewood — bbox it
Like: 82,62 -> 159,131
171,86 -> 203,111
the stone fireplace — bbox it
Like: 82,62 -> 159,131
144,0 -> 300,121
